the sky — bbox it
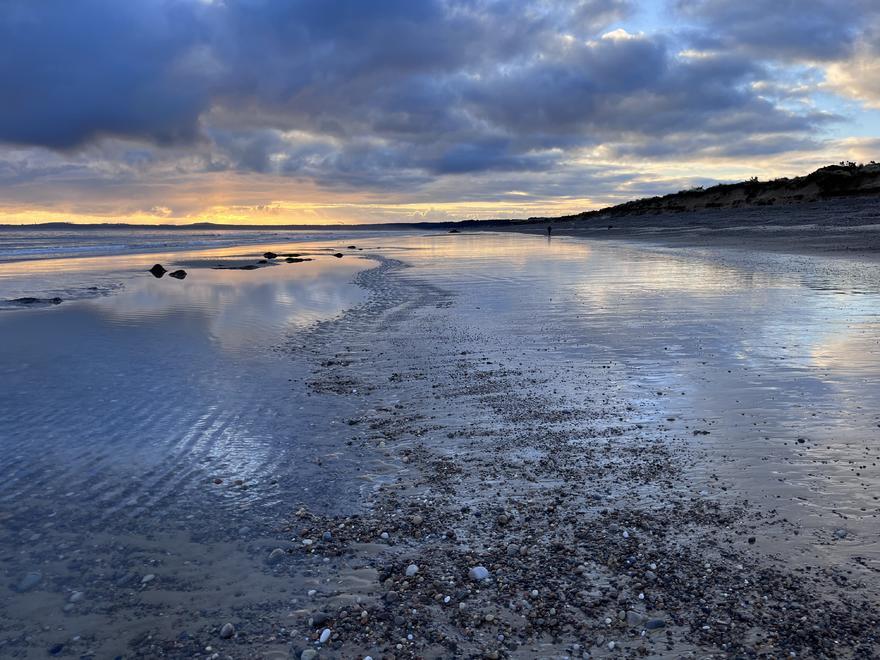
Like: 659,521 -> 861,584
1,0 -> 879,226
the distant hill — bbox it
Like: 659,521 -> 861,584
535,162 -> 880,223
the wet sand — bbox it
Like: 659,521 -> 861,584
2,233 -> 879,658
510,196 -> 880,258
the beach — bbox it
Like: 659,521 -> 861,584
1,230 -> 879,658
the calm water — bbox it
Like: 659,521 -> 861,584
0,230 -> 878,655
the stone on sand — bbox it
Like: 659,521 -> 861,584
469,566 -> 490,581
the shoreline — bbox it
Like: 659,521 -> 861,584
496,196 -> 880,261
182,251 -> 880,658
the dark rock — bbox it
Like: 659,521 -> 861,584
219,622 -> 235,639
448,229 -> 460,233
49,644 -> 64,656
286,257 -> 312,263
645,618 -> 666,630
11,297 -> 62,306
264,252 -> 278,259
347,245 -> 357,249
168,270 -> 187,280
311,612 -> 331,627
149,264 -> 167,278
333,253 -> 344,258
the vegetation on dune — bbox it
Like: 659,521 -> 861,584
536,162 -> 880,223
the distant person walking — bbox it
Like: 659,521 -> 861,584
546,225 -> 552,236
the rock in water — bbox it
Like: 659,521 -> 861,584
168,270 -> 187,280
469,566 -> 490,581
149,264 -> 167,278
267,548 -> 285,565
219,622 -> 235,639
16,571 -> 42,592
333,253 -> 343,258
264,252 -> 278,259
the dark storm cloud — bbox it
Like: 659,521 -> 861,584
0,0 -> 855,192
0,0 -> 215,148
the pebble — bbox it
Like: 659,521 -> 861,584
411,515 -> 423,526
645,618 -> 666,630
301,650 -> 317,660
219,623 -> 235,639
69,591 -> 84,603
267,548 -> 285,565
322,531 -> 333,541
141,574 -> 155,584
626,610 -> 647,628
311,612 -> 330,627
469,566 -> 490,581
380,532 -> 390,540
16,571 -> 42,593
319,628 -> 331,643
405,564 -> 419,577
506,544 -> 520,556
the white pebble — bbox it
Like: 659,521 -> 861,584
319,628 -> 331,643
405,564 -> 419,577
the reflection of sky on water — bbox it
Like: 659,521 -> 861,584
384,233 -> 880,550
0,241 -> 371,535
1,230 -> 878,553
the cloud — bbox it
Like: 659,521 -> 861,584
824,39 -> 880,108
675,0 -> 875,62
0,0 -> 875,224
0,0 -> 215,149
